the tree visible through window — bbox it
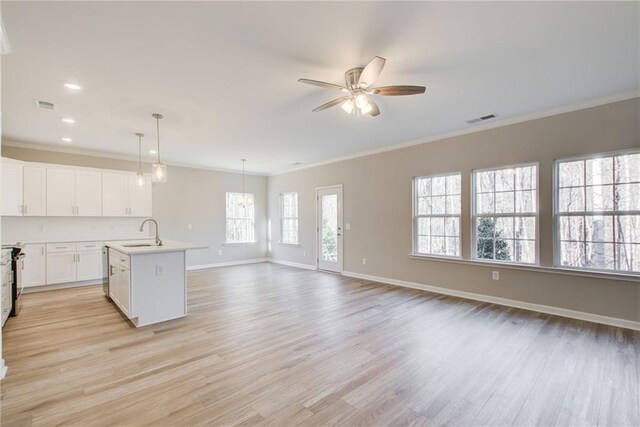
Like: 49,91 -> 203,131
226,192 -> 255,243
473,164 -> 538,264
413,173 -> 461,257
280,192 -> 298,244
556,151 -> 640,273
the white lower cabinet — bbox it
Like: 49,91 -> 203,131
22,244 -> 46,287
108,250 -> 130,316
45,242 -> 103,285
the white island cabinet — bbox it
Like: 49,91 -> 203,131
104,240 -> 206,327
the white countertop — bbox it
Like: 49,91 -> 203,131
105,240 -> 208,255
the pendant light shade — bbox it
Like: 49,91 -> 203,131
151,113 -> 167,183
135,132 -> 145,188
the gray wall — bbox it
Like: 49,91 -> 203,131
1,146 -> 268,266
267,98 -> 640,322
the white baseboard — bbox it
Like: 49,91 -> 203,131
268,258 -> 317,270
187,258 -> 268,271
342,271 -> 640,331
23,279 -> 104,294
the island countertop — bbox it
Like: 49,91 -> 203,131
104,240 -> 208,255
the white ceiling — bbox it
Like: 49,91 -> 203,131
2,1 -> 638,174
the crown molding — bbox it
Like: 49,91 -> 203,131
0,140 -> 268,176
270,90 -> 640,176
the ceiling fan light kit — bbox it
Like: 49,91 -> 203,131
299,56 -> 426,118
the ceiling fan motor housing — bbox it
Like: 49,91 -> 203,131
344,67 -> 364,91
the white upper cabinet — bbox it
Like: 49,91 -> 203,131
76,170 -> 102,216
102,172 -> 129,216
102,172 -> 152,217
1,158 -> 151,217
2,158 -> 24,216
128,175 -> 152,217
23,165 -> 47,216
46,168 -> 76,216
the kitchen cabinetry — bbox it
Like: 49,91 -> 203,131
108,250 -> 130,316
2,158 -> 23,216
103,172 -> 152,217
47,168 -> 102,216
22,244 -> 46,288
23,165 -> 47,216
1,158 -> 151,217
46,242 -> 103,285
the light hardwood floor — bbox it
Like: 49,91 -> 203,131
1,262 -> 639,426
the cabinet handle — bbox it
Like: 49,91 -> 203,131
76,206 -> 79,215
41,246 -> 44,256
110,265 -> 115,276
77,253 -> 80,263
24,205 -> 27,215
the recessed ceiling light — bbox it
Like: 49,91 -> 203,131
64,83 -> 81,91
62,117 -> 75,124
149,149 -> 157,154
61,137 -> 72,143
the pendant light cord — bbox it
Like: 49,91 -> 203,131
138,134 -> 142,171
156,116 -> 161,163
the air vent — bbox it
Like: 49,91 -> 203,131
466,114 -> 496,124
34,99 -> 55,110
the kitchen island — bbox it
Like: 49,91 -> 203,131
104,240 -> 207,327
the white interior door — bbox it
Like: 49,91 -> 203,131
317,186 -> 343,272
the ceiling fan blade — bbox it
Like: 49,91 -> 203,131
366,98 -> 380,117
369,85 -> 426,96
298,78 -> 348,92
312,96 -> 351,112
357,56 -> 386,89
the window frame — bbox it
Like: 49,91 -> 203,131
279,191 -> 299,245
412,172 -> 463,259
471,162 -> 540,266
553,148 -> 640,276
225,192 -> 256,244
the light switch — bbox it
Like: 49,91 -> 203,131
345,223 -> 351,230
492,271 -> 500,280
156,265 -> 165,275
188,224 -> 193,230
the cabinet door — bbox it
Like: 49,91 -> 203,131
46,168 -> 76,216
119,266 -> 130,315
23,165 -> 47,216
46,252 -> 76,284
76,250 -> 102,281
2,159 -> 23,216
128,174 -> 152,217
76,170 -> 102,216
102,173 -> 129,216
108,254 -> 120,303
22,244 -> 46,287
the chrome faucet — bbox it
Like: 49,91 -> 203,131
140,218 -> 163,246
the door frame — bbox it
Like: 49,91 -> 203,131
315,184 -> 343,273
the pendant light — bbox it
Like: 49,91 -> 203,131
151,113 -> 167,183
135,132 -> 145,187
237,159 -> 247,211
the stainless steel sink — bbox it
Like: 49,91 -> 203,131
122,243 -> 155,247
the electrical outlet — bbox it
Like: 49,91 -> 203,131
218,249 -> 223,256
302,250 -> 306,257
188,224 -> 193,230
492,271 -> 500,280
156,265 -> 164,276
362,258 -> 367,265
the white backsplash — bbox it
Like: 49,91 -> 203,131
2,217 -> 151,244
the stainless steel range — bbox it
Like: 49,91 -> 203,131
1,243 -> 25,319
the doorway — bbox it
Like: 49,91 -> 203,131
316,185 -> 343,272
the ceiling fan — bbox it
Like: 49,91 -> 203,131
298,56 -> 425,117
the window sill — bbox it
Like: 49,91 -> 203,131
408,253 -> 639,282
223,241 -> 257,246
278,242 -> 300,247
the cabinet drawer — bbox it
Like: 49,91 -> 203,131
47,243 -> 77,253
77,242 -> 102,251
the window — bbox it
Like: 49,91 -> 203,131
473,164 -> 538,264
225,192 -> 255,243
280,192 -> 299,244
413,173 -> 461,257
555,150 -> 640,274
